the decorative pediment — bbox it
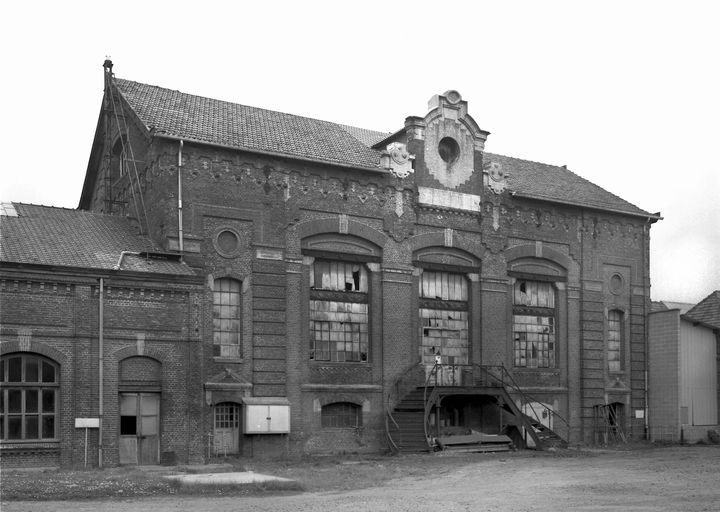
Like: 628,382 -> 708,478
205,368 -> 252,389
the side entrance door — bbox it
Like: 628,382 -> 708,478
119,393 -> 160,465
213,402 -> 241,455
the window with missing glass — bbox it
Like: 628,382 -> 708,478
309,260 -> 368,362
419,270 -> 469,368
0,354 -> 58,441
513,280 -> 556,368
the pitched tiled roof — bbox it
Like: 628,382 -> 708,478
485,153 -> 652,217
685,291 -> 720,330
115,79 -> 388,170
0,203 -> 195,275
113,78 -> 653,218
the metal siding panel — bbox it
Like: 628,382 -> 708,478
680,320 -> 718,425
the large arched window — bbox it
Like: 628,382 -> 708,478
213,278 -> 242,358
607,310 -> 624,372
513,280 -> 556,368
321,402 -> 362,428
309,260 -> 368,362
0,354 -> 59,440
419,270 -> 469,374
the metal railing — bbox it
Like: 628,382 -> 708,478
422,363 -> 570,448
388,361 -> 572,451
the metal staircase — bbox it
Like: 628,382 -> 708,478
386,363 -> 570,453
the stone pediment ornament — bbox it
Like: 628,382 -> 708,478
484,161 -> 509,194
206,368 -> 250,386
385,142 -> 414,179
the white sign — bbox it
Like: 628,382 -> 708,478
75,418 -> 100,428
635,410 -> 645,419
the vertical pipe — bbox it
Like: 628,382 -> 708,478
98,278 -> 104,468
178,140 -> 184,254
643,219 -> 651,439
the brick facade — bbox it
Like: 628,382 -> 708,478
1,69 -> 660,466
0,270 -> 204,468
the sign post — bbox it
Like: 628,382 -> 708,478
75,418 -> 100,468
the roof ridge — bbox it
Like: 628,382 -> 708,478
484,151 -> 565,169
13,202 -> 133,218
485,152 -> 650,216
115,78 -> 391,138
10,202 -> 79,211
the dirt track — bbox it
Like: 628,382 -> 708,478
3,445 -> 719,511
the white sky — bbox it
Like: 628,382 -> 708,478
1,0 -> 718,304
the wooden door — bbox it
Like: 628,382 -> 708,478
119,393 -> 160,465
214,402 -> 240,454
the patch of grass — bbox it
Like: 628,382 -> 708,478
173,479 -> 304,495
0,448 -> 593,501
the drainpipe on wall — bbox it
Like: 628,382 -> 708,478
643,219 -> 651,439
98,277 -> 104,468
178,140 -> 184,254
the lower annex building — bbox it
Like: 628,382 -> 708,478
0,61 -> 662,467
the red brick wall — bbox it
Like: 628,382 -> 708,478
78,112 -> 655,455
0,274 -> 204,468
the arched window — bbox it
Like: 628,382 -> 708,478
0,354 -> 59,441
513,280 -> 556,368
112,137 -> 129,178
321,402 -> 362,428
309,260 -> 368,362
607,310 -> 624,372
419,270 -> 469,374
213,278 -> 242,358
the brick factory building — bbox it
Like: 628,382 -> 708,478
0,60 -> 662,467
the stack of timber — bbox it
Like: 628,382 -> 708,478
436,431 -> 513,453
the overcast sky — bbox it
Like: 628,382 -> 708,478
1,1 -> 718,304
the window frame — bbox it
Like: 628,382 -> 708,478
607,309 -> 624,373
512,279 -> 557,369
212,277 -> 242,359
309,259 -> 369,363
418,269 -> 470,367
321,402 -> 362,429
0,354 -> 59,442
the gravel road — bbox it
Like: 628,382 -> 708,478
4,446 -> 719,512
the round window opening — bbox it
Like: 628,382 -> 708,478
438,137 -> 460,165
217,230 -> 240,255
610,274 -> 623,294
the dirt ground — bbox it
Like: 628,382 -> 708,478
3,445 -> 720,512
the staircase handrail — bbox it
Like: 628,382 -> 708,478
475,364 -> 570,441
388,357 -> 424,411
385,402 -> 400,454
386,357 -> 424,454
422,363 -> 443,449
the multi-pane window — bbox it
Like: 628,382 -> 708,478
607,310 -> 623,372
419,271 -> 469,369
0,354 -> 58,441
321,402 -> 362,428
513,280 -> 556,368
213,278 -> 241,358
309,260 -> 368,362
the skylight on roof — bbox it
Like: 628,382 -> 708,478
0,202 -> 18,217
